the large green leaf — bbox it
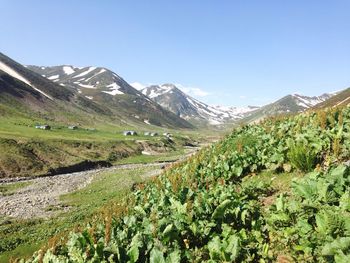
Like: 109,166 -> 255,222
226,234 -> 240,261
127,233 -> 142,263
150,247 -> 166,263
212,199 -> 232,220
321,237 -> 350,256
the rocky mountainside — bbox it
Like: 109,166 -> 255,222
26,65 -> 193,129
141,84 -> 258,125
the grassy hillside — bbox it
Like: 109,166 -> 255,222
0,137 -> 140,178
0,113 -> 199,179
18,105 -> 350,262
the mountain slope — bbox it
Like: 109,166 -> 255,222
312,88 -> 350,109
141,84 -> 258,125
243,93 -> 335,123
26,65 -> 193,129
0,52 -> 117,124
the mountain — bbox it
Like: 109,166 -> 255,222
0,52 -> 115,125
312,88 -> 350,109
26,65 -> 193,129
243,92 -> 335,123
140,84 -> 258,125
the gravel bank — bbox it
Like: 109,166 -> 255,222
0,162 -> 166,219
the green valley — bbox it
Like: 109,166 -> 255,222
14,105 -> 350,262
1,6 -> 350,262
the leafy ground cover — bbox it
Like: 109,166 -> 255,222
17,106 -> 350,262
0,166 -> 156,262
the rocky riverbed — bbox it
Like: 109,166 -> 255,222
0,163 -> 166,219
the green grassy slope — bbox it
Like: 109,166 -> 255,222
0,137 -> 141,178
20,105 -> 350,262
0,113 -> 202,178
0,120 -> 195,179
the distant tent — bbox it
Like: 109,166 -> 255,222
68,125 -> 78,130
35,124 -> 51,130
123,130 -> 137,136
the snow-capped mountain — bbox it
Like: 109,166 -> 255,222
291,93 -> 335,109
212,105 -> 261,119
26,65 -> 193,129
27,65 -> 139,98
141,84 -> 259,125
0,52 -> 118,123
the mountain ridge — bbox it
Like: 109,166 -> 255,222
26,64 -> 193,129
242,92 -> 336,123
141,83 -> 259,125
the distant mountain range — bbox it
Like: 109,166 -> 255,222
1,51 -> 349,130
243,93 -> 336,123
25,64 -> 192,128
139,83 -> 343,125
140,84 -> 258,125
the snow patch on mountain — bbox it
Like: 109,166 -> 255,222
102,83 -> 124,95
146,84 -> 174,98
213,105 -> 259,116
84,69 -> 106,82
78,83 -> 96,89
73,67 -> 97,78
292,93 -> 333,109
48,75 -> 59,80
0,61 -> 33,86
63,66 -> 75,75
0,61 -> 53,100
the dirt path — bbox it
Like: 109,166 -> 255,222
0,162 -> 170,219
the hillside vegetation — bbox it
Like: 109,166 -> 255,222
21,106 -> 350,262
0,105 -> 201,178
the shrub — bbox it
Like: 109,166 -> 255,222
287,142 -> 319,172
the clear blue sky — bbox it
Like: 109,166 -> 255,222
1,0 -> 350,106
